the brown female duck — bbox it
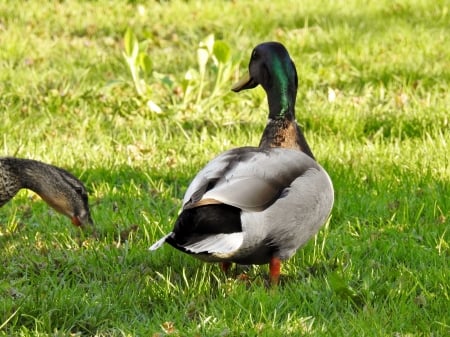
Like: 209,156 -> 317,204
0,157 -> 92,226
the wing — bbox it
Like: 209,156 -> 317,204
182,147 -> 320,211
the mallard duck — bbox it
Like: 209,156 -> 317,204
0,157 -> 93,226
150,42 -> 333,285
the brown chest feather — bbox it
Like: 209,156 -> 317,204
259,121 -> 301,150
258,119 -> 315,159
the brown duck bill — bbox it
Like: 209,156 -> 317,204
231,72 -> 258,92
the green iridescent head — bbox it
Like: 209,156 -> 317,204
232,42 -> 298,119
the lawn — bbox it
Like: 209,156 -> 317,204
0,0 -> 449,336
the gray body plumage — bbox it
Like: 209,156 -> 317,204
150,147 -> 334,264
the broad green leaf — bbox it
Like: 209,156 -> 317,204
124,28 -> 134,56
124,28 -> 138,59
138,52 -> 152,75
213,40 -> 231,64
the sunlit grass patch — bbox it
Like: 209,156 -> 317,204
1,0 -> 449,336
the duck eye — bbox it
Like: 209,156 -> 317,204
251,50 -> 258,60
75,186 -> 88,199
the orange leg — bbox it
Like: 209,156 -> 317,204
269,257 -> 282,286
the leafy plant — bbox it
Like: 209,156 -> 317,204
122,28 -> 161,113
122,30 -> 234,113
183,34 -> 233,108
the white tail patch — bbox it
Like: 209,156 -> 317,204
148,233 -> 172,251
184,232 -> 244,255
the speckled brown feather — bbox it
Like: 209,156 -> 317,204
258,119 -> 314,158
0,159 -> 22,206
0,157 -> 93,226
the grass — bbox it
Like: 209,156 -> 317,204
0,0 -> 449,335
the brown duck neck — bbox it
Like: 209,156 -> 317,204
258,118 -> 315,160
0,158 -> 49,205
0,158 -> 24,206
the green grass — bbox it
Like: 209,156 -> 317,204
1,0 -> 449,336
